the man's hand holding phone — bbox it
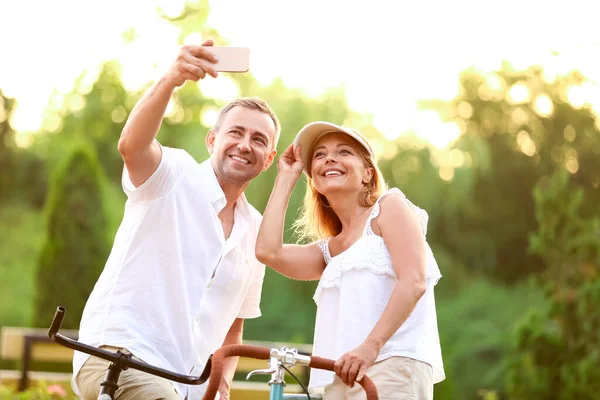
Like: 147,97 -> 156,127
164,40 -> 250,88
164,39 -> 219,88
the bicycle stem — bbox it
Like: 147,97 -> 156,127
246,347 -> 311,384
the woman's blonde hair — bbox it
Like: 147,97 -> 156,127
293,133 -> 387,242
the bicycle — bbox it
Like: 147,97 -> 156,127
49,306 -> 378,400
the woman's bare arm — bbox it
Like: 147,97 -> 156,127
255,144 -> 325,280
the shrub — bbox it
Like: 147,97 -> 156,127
33,143 -> 110,329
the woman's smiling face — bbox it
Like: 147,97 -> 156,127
310,132 -> 373,196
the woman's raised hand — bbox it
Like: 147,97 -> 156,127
277,143 -> 304,182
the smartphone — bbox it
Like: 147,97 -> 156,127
203,46 -> 250,73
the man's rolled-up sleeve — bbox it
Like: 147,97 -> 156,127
237,262 -> 265,319
122,144 -> 194,203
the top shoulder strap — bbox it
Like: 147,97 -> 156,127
363,188 -> 428,236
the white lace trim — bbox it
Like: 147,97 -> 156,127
315,236 -> 397,298
313,238 -> 442,304
315,239 -> 331,264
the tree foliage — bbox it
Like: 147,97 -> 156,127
506,171 -> 600,399
33,143 -> 110,329
0,90 -> 17,202
421,65 -> 600,282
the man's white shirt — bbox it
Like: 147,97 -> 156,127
72,146 -> 266,399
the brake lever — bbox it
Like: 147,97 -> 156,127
246,367 -> 277,380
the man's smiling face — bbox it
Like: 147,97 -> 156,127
207,106 -> 277,186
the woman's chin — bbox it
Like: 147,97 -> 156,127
318,183 -> 353,197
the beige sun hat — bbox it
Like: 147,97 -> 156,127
293,121 -> 374,174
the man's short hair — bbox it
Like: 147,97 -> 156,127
213,97 -> 281,149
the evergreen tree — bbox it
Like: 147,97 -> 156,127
506,171 -> 600,399
33,143 -> 110,328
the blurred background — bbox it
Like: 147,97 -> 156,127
1,0 -> 600,399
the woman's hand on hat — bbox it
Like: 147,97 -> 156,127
334,340 -> 379,387
277,143 -> 304,181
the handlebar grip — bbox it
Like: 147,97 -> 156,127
48,306 -> 66,339
309,356 -> 378,400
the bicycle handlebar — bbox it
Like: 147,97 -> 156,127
202,344 -> 379,400
49,307 -> 378,399
48,306 -> 211,385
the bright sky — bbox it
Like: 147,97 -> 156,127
1,0 -> 600,149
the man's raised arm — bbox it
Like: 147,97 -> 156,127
117,40 -> 219,187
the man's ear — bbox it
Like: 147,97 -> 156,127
362,166 -> 374,184
206,129 -> 217,154
263,149 -> 277,171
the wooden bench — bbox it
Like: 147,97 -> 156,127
0,327 -> 312,395
1,326 -> 78,390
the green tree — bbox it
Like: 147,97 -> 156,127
422,65 -> 600,282
39,62 -> 132,184
506,171 -> 600,399
0,90 -> 17,202
33,143 -> 110,329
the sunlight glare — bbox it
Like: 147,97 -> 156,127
563,125 -> 576,142
411,111 -> 462,149
199,78 -> 240,103
67,94 -> 87,113
201,107 -> 219,128
111,106 -> 128,124
45,113 -> 63,133
15,132 -> 34,148
517,130 -> 537,156
508,82 -> 530,104
533,94 -> 554,117
457,101 -> 473,119
449,148 -> 465,168
439,167 -> 455,181
566,157 -> 579,174
184,33 -> 205,45
567,85 -> 586,109
160,0 -> 186,18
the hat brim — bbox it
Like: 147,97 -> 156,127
293,121 -> 373,175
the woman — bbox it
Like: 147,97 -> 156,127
256,121 -> 444,399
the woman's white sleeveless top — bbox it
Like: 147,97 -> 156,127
309,188 -> 445,389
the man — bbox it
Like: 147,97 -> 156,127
72,39 -> 279,400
